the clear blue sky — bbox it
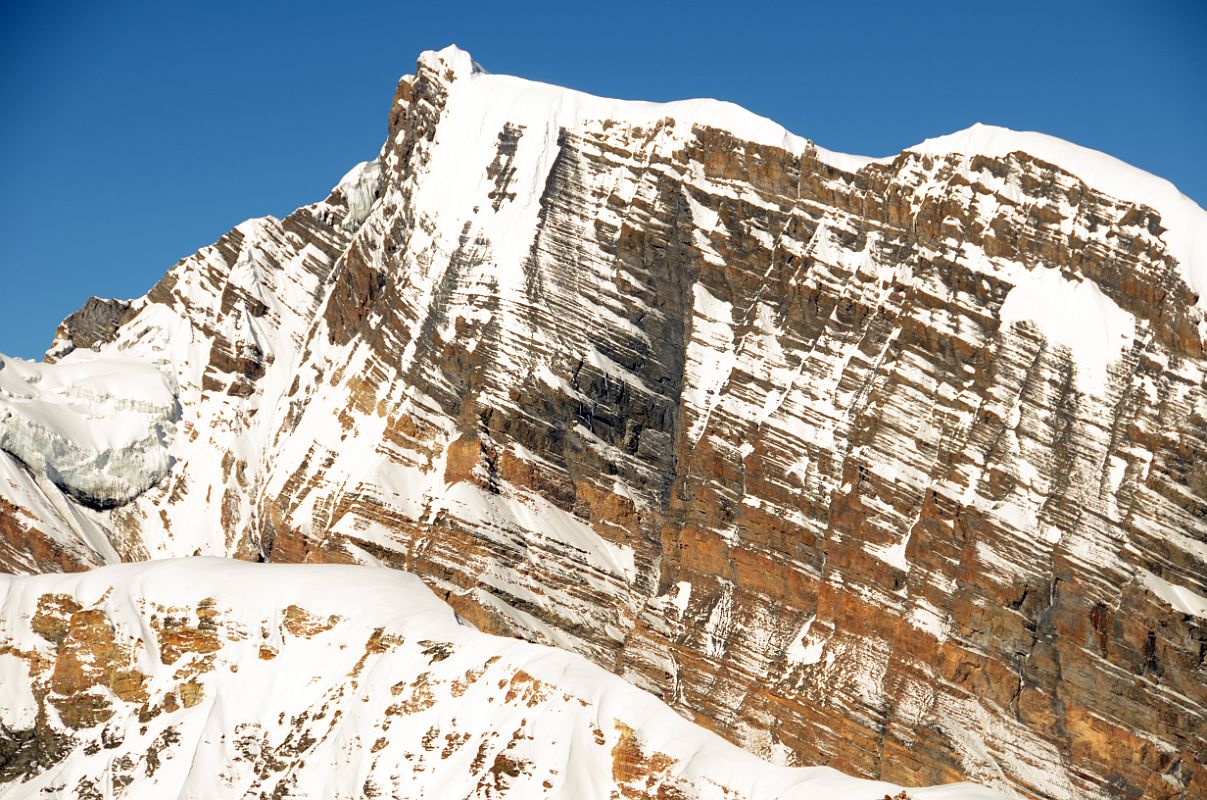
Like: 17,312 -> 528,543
2,1 -> 1204,359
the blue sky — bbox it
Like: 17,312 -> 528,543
2,1 -> 1204,359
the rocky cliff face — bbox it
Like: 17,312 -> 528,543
1,46 -> 1204,800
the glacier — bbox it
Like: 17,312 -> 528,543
0,351 -> 178,509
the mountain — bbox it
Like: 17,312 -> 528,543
1,45 -> 1204,799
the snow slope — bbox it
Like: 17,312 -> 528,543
0,559 -> 1006,799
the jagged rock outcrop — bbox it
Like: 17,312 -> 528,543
2,46 -> 1205,799
45,296 -> 135,359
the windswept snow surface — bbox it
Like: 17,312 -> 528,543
0,559 -> 1006,799
0,351 -> 177,507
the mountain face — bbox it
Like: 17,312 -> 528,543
1,45 -> 1205,800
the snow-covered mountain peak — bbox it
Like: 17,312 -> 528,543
409,50 -> 1207,308
411,45 -> 814,157
2,46 -> 1205,800
418,43 -> 486,79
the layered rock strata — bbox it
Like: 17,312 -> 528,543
1,46 -> 1205,800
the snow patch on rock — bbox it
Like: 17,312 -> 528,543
999,266 -> 1135,395
1140,569 -> 1207,619
684,283 -> 737,442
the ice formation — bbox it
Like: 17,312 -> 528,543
0,351 -> 177,508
